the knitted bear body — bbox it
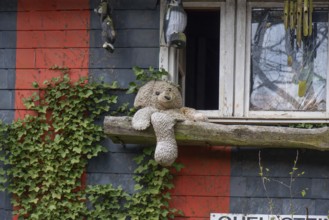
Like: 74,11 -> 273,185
132,80 -> 207,166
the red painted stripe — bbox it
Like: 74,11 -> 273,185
18,0 -> 90,11
171,196 -> 230,218
17,11 -> 89,30
170,146 -> 231,218
15,49 -> 89,69
16,69 -> 88,89
14,1 -> 90,218
17,31 -> 90,48
15,0 -> 90,116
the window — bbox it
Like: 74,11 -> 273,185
159,0 -> 329,123
184,10 -> 220,110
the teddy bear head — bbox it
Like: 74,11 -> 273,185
134,80 -> 183,110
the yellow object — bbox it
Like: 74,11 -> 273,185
287,56 -> 293,66
298,80 -> 307,97
284,0 -> 290,30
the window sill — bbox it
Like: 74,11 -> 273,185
104,116 -> 329,151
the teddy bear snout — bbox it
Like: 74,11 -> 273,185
158,91 -> 173,103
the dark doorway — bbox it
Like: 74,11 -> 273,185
184,10 -> 220,110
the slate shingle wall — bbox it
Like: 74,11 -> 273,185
86,0 -> 160,192
0,1 -> 16,218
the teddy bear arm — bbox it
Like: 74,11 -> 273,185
132,106 -> 158,130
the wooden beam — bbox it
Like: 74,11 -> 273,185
104,116 -> 329,151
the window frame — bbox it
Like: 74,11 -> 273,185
159,0 -> 329,123
237,1 -> 329,120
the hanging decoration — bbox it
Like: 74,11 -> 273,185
163,0 -> 187,49
284,0 -> 313,49
283,0 -> 314,97
94,0 -> 116,53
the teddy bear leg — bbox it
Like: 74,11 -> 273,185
151,112 -> 178,166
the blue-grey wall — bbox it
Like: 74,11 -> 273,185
87,0 -> 160,193
0,1 -> 16,219
231,148 -> 329,215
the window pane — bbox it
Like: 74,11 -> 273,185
250,8 -> 328,111
184,10 -> 220,110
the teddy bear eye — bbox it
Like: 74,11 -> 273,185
155,91 -> 160,95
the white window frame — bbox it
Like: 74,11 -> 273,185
159,0 -> 329,123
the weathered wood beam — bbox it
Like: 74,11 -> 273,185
104,116 -> 329,151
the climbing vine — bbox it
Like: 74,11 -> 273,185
86,147 -> 184,219
0,67 -> 183,219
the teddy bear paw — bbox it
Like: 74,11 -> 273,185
132,118 -> 150,130
193,112 -> 208,122
154,141 -> 178,166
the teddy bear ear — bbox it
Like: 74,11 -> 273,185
134,80 -> 155,108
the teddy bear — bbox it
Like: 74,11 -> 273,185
132,80 -> 208,166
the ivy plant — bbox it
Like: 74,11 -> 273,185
86,147 -> 184,220
0,74 -> 117,219
0,67 -> 183,219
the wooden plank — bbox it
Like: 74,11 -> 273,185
219,0 -> 235,117
15,49 -> 89,69
14,110 -> 37,120
234,0 -> 247,117
15,69 -> 88,89
91,10 -> 160,30
0,0 -> 17,12
16,31 -> 89,48
0,110 -> 15,123
0,12 -> 17,30
0,31 -> 16,48
15,1 -> 90,121
89,48 -> 159,69
0,49 -> 16,68
0,69 -> 15,89
87,152 -> 138,174
90,29 -> 159,48
170,196 -> 230,218
0,90 -> 14,110
18,0 -> 90,11
104,116 -> 329,151
87,173 -> 135,194
89,69 -> 137,89
16,11 -> 90,30
170,176 -> 230,196
174,146 -> 231,176
90,0 -> 158,10
14,90 -> 39,110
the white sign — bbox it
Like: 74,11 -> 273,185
211,214 -> 329,220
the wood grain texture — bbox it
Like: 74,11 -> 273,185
16,11 -> 89,31
15,49 -> 89,69
170,196 -> 229,218
89,48 -> 159,68
15,0 -> 90,116
16,31 -> 89,48
90,0 -> 158,10
18,0 -> 90,11
104,116 -> 329,150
